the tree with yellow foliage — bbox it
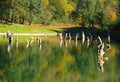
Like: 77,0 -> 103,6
108,11 -> 117,22
42,0 -> 49,6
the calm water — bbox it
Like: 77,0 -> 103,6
0,36 -> 120,82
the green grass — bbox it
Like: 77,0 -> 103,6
0,23 -> 63,33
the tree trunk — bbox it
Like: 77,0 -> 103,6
88,19 -> 91,28
100,13 -> 103,29
21,16 -> 25,24
91,21 -> 94,28
0,15 -> 2,22
5,17 -> 8,23
29,20 -> 32,25
11,15 -> 14,23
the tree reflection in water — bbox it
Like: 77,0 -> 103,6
0,37 -> 120,82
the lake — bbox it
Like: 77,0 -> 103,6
0,36 -> 120,82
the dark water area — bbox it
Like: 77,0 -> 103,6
54,27 -> 120,43
0,36 -> 120,82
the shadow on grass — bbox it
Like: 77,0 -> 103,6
0,22 -> 13,26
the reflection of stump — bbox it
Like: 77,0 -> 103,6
98,55 -> 104,72
26,39 -> 29,48
37,36 -> 42,50
97,43 -> 105,72
82,31 -> 85,44
65,33 -> 68,40
68,32 -> 71,44
16,36 -> 18,48
9,37 -> 12,45
58,32 -> 63,48
37,36 -> 40,44
98,59 -> 104,73
37,37 -> 42,44
7,44 -> 12,52
39,44 -> 42,50
98,56 -> 103,62
87,36 -> 90,48
6,31 -> 13,52
75,33 -> 79,46
59,33 -> 63,40
30,36 -> 34,45
38,38 -> 42,50
65,40 -> 67,47
6,31 -> 13,45
97,36 -> 105,73
60,39 -> 63,48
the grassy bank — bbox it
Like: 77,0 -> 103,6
0,23 -> 67,43
0,23 -> 65,33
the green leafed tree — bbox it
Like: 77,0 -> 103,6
70,0 -> 119,29
0,0 -> 119,27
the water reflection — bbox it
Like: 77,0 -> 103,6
75,33 -> 79,47
97,36 -> 105,72
0,37 -> 120,82
86,36 -> 90,48
15,36 -> 18,48
60,39 -> 63,48
7,43 -> 12,52
64,39 -> 68,47
6,31 -> 13,52
26,39 -> 29,48
7,39 -> 13,53
30,36 -> 34,46
38,38 -> 42,51
82,31 -> 85,44
68,32 -> 72,44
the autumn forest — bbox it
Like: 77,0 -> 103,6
0,0 -> 120,29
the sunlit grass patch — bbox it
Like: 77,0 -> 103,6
0,23 -> 65,33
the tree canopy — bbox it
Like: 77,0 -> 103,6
0,0 -> 119,29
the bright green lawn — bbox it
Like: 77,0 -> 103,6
0,23 -> 63,33
0,23 -> 64,43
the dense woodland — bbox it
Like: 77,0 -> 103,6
0,0 -> 120,29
